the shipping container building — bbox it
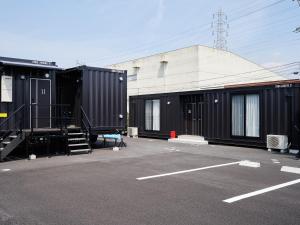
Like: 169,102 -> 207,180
129,80 -> 300,149
0,57 -> 127,160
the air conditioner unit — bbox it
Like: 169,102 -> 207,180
128,127 -> 138,138
267,135 -> 288,151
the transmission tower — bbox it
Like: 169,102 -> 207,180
211,9 -> 229,50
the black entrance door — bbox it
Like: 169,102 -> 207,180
30,79 -> 51,128
197,102 -> 204,136
184,102 -> 204,136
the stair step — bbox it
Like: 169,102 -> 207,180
9,135 -> 18,139
0,147 -> 4,151
177,135 -> 205,141
70,149 -> 90,153
168,138 -> 208,145
68,143 -> 89,147
68,133 -> 84,136
2,141 -> 11,145
68,138 -> 86,141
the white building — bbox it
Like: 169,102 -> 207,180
108,45 -> 285,99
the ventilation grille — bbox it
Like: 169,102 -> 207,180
267,135 -> 288,150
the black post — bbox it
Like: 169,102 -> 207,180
30,103 -> 34,134
21,106 -> 24,134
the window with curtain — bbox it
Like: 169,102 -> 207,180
145,99 -> 160,131
246,94 -> 260,137
145,100 -> 153,131
231,94 -> 260,137
232,95 -> 245,136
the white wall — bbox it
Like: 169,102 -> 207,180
108,45 -> 285,99
196,46 -> 284,89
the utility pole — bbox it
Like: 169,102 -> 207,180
293,0 -> 300,32
293,0 -> 300,6
211,9 -> 229,50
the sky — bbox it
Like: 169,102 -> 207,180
0,0 -> 299,73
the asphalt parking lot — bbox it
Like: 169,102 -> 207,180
0,137 -> 299,225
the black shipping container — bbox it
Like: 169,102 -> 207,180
0,56 -> 60,130
0,57 -> 127,134
0,56 -> 127,160
129,80 -> 300,149
57,66 -> 127,134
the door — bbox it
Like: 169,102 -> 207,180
197,102 -> 204,136
185,103 -> 195,135
184,102 -> 203,135
30,79 -> 51,128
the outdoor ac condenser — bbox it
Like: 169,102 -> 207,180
267,135 -> 288,151
128,127 -> 138,138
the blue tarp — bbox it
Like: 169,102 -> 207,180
99,134 -> 121,140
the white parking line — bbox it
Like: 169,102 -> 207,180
1,169 -> 11,172
281,166 -> 300,175
271,159 -> 280,164
223,179 -> 300,203
136,161 -> 241,181
239,160 -> 260,168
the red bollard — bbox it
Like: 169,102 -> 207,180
170,130 -> 176,139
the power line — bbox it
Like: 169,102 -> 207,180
229,0 -> 287,23
293,0 -> 300,32
86,0 -> 288,65
112,33 -> 299,82
238,38 -> 300,55
128,73 -> 294,94
293,0 -> 300,6
126,62 -> 299,86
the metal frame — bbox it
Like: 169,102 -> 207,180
144,99 -> 161,132
229,92 -> 261,140
29,78 -> 52,129
184,102 -> 204,136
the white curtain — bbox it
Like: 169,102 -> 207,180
246,94 -> 260,137
232,95 -> 244,136
152,100 -> 160,131
145,100 -> 152,130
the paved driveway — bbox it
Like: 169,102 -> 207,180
0,138 -> 299,225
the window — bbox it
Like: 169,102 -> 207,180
232,94 -> 260,137
232,95 -> 244,136
145,99 -> 160,131
158,61 -> 168,77
128,66 -> 140,81
128,74 -> 137,81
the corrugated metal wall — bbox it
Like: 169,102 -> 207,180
129,84 -> 300,148
202,85 -> 300,148
82,67 -> 127,131
130,94 -> 181,138
0,66 -> 56,130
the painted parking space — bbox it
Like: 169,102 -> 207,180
0,137 -> 299,225
223,178 -> 300,203
133,153 -> 300,206
136,161 -> 242,180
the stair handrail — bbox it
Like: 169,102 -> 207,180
29,103 -> 71,132
0,104 -> 25,133
80,106 -> 92,134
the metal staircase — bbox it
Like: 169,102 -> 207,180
67,127 -> 92,155
0,104 -> 25,161
0,104 -> 94,160
0,132 -> 25,161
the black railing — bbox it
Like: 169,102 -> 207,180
80,106 -> 92,139
0,104 -> 25,139
30,104 -> 71,133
